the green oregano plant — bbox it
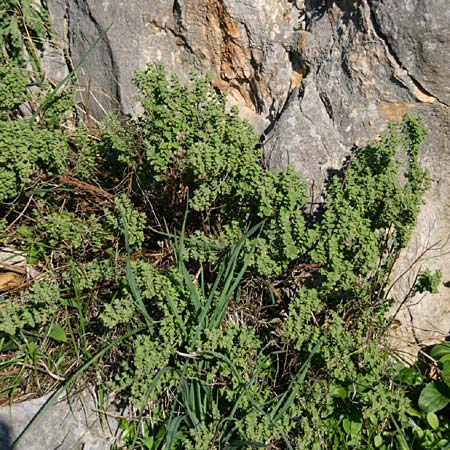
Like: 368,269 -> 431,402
308,116 -> 430,304
0,21 -> 442,449
100,63 -> 309,277
0,0 -> 52,70
97,66 -> 433,449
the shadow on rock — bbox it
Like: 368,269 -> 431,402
0,419 -> 12,450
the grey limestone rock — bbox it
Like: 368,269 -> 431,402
43,0 -> 303,130
0,390 -> 118,450
262,77 -> 347,202
370,0 -> 450,106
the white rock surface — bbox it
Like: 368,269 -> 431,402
0,390 -> 118,450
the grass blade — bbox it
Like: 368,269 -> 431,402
129,366 -> 175,450
271,343 -> 320,423
164,415 -> 186,450
11,326 -> 145,449
31,24 -> 112,121
119,205 -> 154,332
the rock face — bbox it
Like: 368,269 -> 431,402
41,0 -> 450,360
370,0 -> 450,106
0,390 -> 118,450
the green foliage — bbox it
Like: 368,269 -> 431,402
309,116 -> 429,302
0,0 -> 52,69
105,227 -> 291,449
418,343 -> 450,415
100,64 -> 308,277
0,119 -> 69,201
0,0 -> 80,202
104,195 -> 147,250
414,269 -> 442,294
132,64 -> 260,193
101,120 -> 431,444
395,342 -> 450,449
0,63 -> 29,116
0,22 -> 442,449
0,281 -> 62,335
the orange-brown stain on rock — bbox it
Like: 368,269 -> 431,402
291,71 -> 304,89
298,34 -> 308,52
288,34 -> 308,89
205,1 -> 248,80
210,78 -> 229,91
204,0 -> 256,111
378,101 -> 413,122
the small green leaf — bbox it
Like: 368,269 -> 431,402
48,324 -> 67,342
426,412 -> 439,429
28,245 -> 45,264
430,343 -> 450,359
117,418 -> 129,430
25,341 -> 37,355
330,385 -> 348,400
374,434 -> 383,448
342,418 -> 351,434
342,416 -> 362,435
397,366 -> 423,386
406,407 -> 422,418
17,224 -> 33,236
140,436 -> 154,449
414,269 -> 441,294
418,381 -> 450,413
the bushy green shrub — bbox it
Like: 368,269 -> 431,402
0,63 -> 29,115
100,64 -> 308,277
98,73 -> 432,448
309,116 -> 429,303
0,119 -> 69,201
0,17 -> 444,449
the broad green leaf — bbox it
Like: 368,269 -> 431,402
48,324 -> 67,342
426,411 -> 439,429
430,342 -> 450,359
418,381 -> 450,413
441,361 -> 450,388
441,360 -> 450,375
397,366 -> 423,386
